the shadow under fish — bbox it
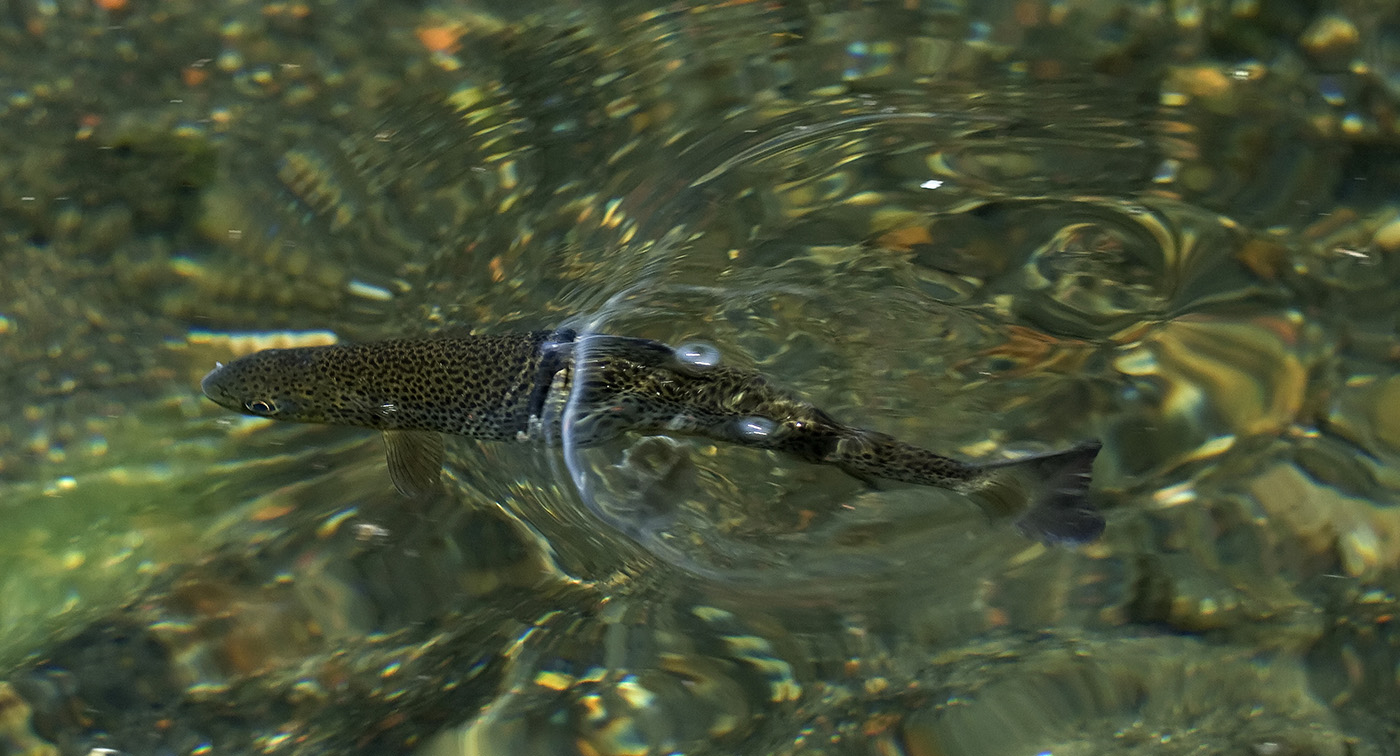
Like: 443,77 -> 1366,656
201,329 -> 1105,545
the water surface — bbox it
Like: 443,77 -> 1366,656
1,1 -> 1399,754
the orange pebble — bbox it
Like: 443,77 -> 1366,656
251,503 -> 295,522
416,25 -> 462,53
1014,0 -> 1043,26
877,225 -> 933,251
95,0 -> 127,10
182,65 -> 209,87
794,509 -> 816,530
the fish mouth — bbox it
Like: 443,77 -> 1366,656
200,363 -> 233,406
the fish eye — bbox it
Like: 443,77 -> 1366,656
246,399 -> 277,415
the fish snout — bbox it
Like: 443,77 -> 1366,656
200,363 -> 236,408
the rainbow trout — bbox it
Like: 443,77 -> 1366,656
201,329 -> 1105,544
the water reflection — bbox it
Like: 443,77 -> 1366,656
2,0 -> 1400,754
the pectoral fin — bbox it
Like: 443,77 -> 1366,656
382,429 -> 444,497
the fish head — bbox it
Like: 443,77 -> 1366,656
201,348 -> 317,421
201,345 -> 383,426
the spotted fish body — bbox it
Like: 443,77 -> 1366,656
202,330 -> 1105,544
201,333 -> 565,440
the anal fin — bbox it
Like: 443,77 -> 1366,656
382,429 -> 445,497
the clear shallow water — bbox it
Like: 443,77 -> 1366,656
2,1 -> 1400,754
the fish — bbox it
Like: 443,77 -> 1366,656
201,329 -> 1105,544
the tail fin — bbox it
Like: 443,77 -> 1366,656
974,441 -> 1105,545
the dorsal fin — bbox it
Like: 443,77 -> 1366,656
573,334 -> 676,369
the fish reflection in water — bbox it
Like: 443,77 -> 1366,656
201,328 -> 1104,544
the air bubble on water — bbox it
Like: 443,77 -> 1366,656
736,416 -> 776,440
673,341 -> 722,373
354,522 -> 390,543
